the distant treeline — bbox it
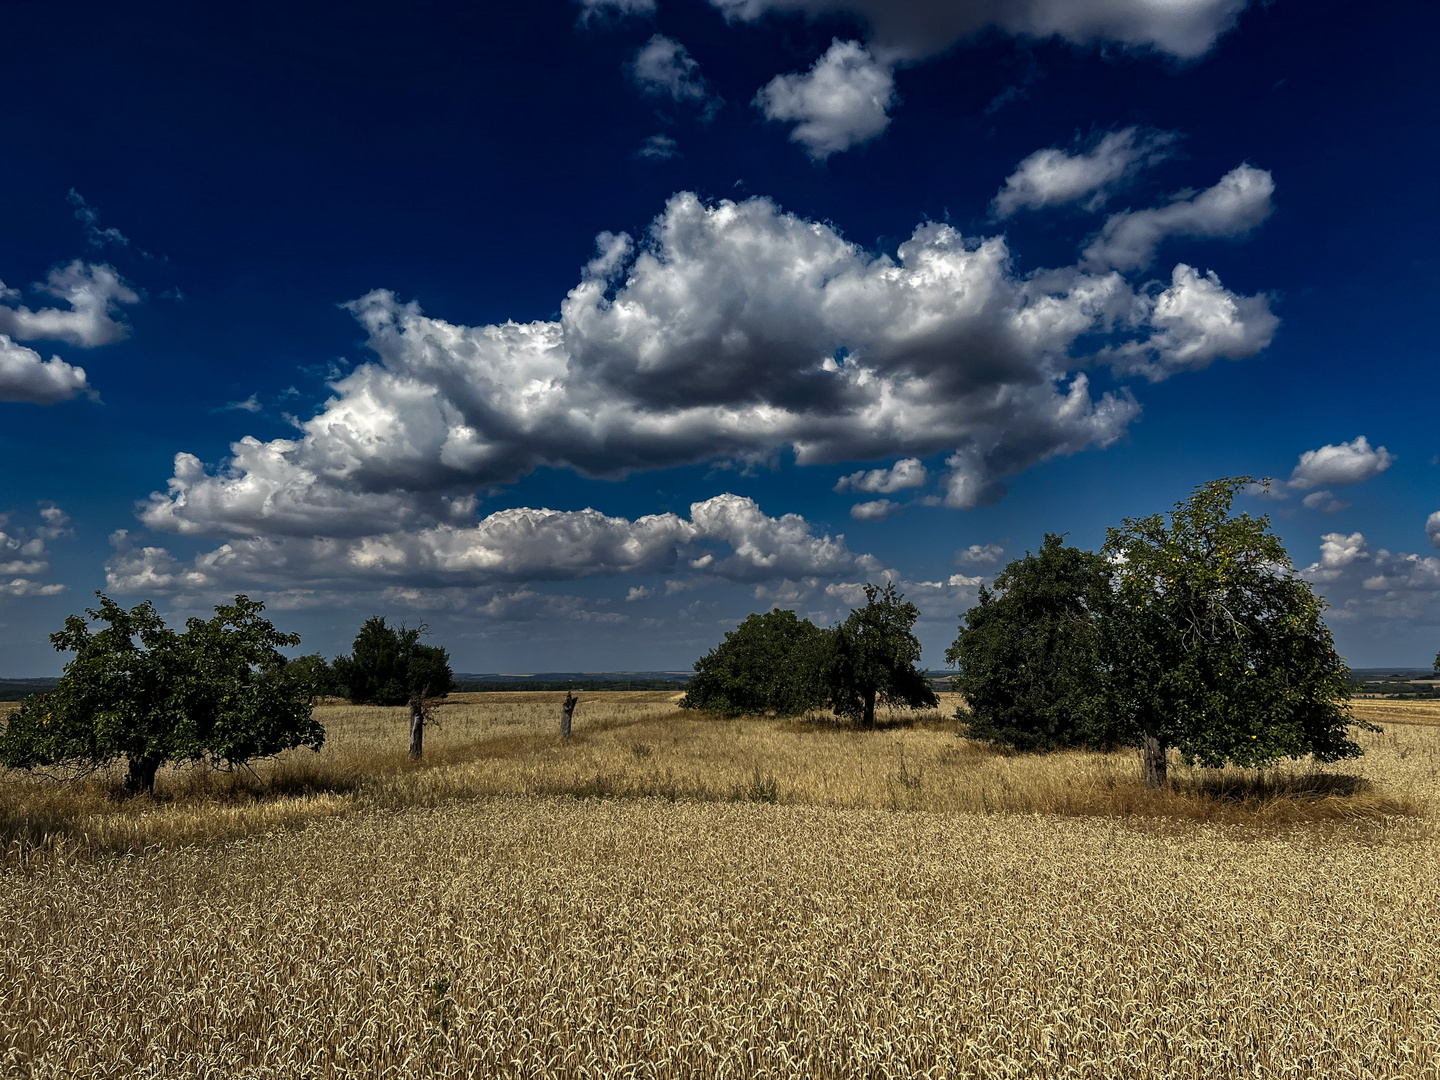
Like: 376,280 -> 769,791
0,679 -> 58,702
454,679 -> 689,693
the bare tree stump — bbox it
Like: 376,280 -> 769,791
409,697 -> 425,760
561,691 -> 578,739
1142,730 -> 1167,788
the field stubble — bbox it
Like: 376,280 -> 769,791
2,693 -> 1439,1077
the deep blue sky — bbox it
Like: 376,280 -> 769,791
1,0 -> 1436,673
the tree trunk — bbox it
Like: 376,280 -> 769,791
125,754 -> 161,797
560,692 -> 577,739
862,687 -> 876,730
1142,730 -> 1167,788
409,699 -> 424,760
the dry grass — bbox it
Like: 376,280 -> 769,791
1352,697 -> 1440,727
2,692 -> 1439,1077
3,691 -> 1434,865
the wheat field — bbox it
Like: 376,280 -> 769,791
2,692 -> 1438,1077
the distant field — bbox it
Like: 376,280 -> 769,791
1352,698 -> 1440,727
2,691 -> 1438,1077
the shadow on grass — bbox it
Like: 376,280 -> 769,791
522,765 -> 780,806
779,709 -> 962,734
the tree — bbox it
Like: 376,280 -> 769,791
0,594 -> 325,795
1102,477 -> 1371,787
331,617 -> 452,760
330,617 -> 453,706
285,653 -> 338,699
946,534 -> 1120,751
679,608 -> 828,717
824,582 -> 938,728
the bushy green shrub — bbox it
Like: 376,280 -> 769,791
679,609 -> 828,717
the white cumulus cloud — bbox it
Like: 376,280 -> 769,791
710,0 -> 1250,62
835,457 -> 927,493
993,127 -> 1176,218
754,40 -> 896,159
849,499 -> 900,521
1303,531 -> 1368,582
956,543 -> 1004,566
1103,264 -> 1278,382
1288,436 -> 1395,490
1248,436 -> 1395,508
1082,164 -> 1274,272
0,335 -> 93,404
0,261 -> 140,347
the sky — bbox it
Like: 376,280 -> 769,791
0,0 -> 1437,674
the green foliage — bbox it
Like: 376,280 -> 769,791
679,609 -> 828,717
823,582 -> 937,728
0,594 -> 324,794
331,617 -> 453,706
1102,476 -> 1370,770
285,653 -> 338,697
946,534 -> 1120,751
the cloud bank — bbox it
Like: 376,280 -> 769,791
110,494 -> 882,606
0,505 -> 70,597
1299,525 -> 1440,630
143,189 -> 1277,540
709,0 -> 1250,62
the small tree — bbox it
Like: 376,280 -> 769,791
0,594 -> 324,795
946,534 -> 1120,751
285,653 -> 337,700
680,609 -> 828,717
824,582 -> 937,728
331,617 -> 453,706
1103,477 -> 1371,787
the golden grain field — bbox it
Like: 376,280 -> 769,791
2,692 -> 1438,1078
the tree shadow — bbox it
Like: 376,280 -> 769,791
1185,770 -> 1372,803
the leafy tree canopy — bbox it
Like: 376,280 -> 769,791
947,534 -> 1120,751
679,608 -> 828,717
824,582 -> 937,728
0,594 -> 324,794
1102,476 -> 1369,782
331,617 -> 453,706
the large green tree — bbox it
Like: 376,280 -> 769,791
824,582 -> 938,728
331,617 -> 453,706
946,534 -> 1120,751
0,594 -> 325,795
679,608 -> 828,717
1102,477 -> 1370,786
